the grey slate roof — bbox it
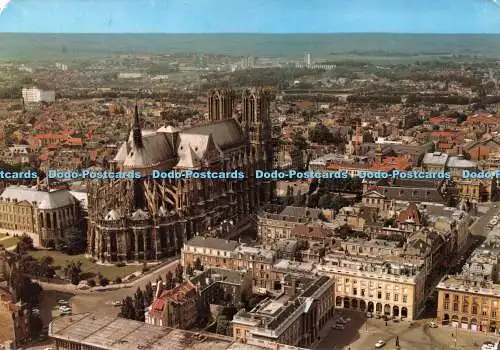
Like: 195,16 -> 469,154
0,186 -> 76,209
182,119 -> 244,150
121,131 -> 175,169
185,236 -> 239,251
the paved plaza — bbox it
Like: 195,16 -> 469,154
315,309 -> 499,350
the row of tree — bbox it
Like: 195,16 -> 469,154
118,263 -> 187,321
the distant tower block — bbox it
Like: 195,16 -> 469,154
304,52 -> 312,67
208,89 -> 233,122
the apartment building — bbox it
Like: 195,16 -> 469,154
232,275 -> 335,348
317,255 -> 426,321
22,87 -> 55,104
181,237 -> 279,293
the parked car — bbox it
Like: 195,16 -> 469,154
375,313 -> 382,319
112,300 -> 122,307
428,322 -> 438,328
332,324 -> 344,330
375,340 -> 386,348
366,312 -> 373,318
58,299 -> 69,305
337,317 -> 349,324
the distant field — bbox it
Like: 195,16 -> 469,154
29,250 -> 140,281
0,33 -> 499,62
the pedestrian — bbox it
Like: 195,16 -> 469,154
385,321 -> 388,326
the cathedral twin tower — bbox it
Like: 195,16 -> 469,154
208,88 -> 273,172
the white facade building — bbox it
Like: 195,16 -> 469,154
22,87 -> 55,103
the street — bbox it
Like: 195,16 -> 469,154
25,258 -> 179,349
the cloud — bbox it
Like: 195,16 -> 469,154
0,0 -> 10,15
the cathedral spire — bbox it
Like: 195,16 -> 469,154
132,103 -> 143,148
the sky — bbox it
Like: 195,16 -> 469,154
0,0 -> 499,34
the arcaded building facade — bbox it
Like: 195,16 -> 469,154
0,185 -> 80,247
87,89 -> 274,263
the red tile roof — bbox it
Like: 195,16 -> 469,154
429,117 -> 458,124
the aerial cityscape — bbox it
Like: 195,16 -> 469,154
1,1 -> 500,350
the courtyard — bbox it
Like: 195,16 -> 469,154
29,249 -> 142,281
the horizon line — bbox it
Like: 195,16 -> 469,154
1,31 -> 500,35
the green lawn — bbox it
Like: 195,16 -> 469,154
29,250 -> 141,281
0,236 -> 20,249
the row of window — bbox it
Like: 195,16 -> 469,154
347,287 -> 408,303
444,301 -> 497,318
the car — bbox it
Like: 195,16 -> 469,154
482,341 -> 496,350
58,299 -> 69,305
32,308 -> 40,314
60,310 -> 72,316
337,317 -> 348,324
375,313 -> 382,319
112,300 -> 122,307
375,340 -> 385,348
332,324 -> 344,330
428,321 -> 438,328
59,305 -> 71,311
366,312 -> 373,318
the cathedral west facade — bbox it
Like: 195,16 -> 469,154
87,88 -> 274,263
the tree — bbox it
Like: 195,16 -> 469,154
14,275 -> 42,307
144,282 -> 154,306
336,225 -> 353,239
362,132 -> 375,143
329,195 -> 350,212
194,257 -> 203,271
133,288 -> 145,322
18,234 -> 34,252
185,263 -> 194,277
38,256 -> 56,278
63,261 -> 82,285
309,123 -> 335,144
165,270 -> 174,290
216,315 -> 230,335
29,313 -> 43,338
317,193 -> 332,209
99,277 -> 109,287
175,263 -> 184,284
142,261 -> 149,273
63,227 -> 86,254
119,296 -> 135,320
